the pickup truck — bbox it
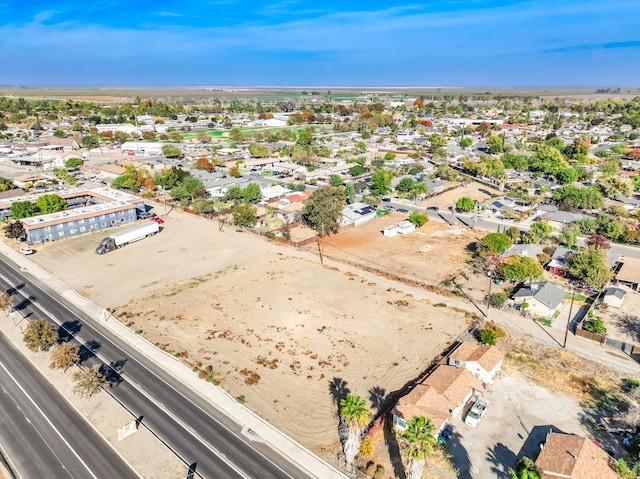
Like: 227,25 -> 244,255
465,397 -> 488,427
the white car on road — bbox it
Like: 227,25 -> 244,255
20,247 -> 35,255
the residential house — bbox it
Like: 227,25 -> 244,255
121,141 -> 165,156
341,203 -> 377,227
616,257 -> 640,291
512,281 -> 565,318
481,196 -> 516,214
534,432 -> 616,479
538,211 -> 586,229
535,204 -> 559,217
96,164 -> 127,181
392,365 -> 484,434
424,179 -> 446,195
501,244 -> 544,260
383,220 -> 416,237
548,246 -> 572,276
447,342 -> 504,383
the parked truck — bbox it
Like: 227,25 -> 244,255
95,222 -> 160,254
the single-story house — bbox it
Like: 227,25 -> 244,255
535,204 -> 559,217
616,257 -> 640,291
501,244 -> 544,260
424,179 -> 445,195
481,196 -> 516,213
12,173 -> 51,188
547,246 -> 572,276
383,220 -> 416,237
392,365 -> 484,434
538,211 -> 586,229
535,432 -> 616,479
448,342 -> 504,383
512,281 -> 565,318
603,286 -> 628,309
341,202 -> 377,227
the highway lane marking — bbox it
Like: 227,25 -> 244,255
0,271 -> 257,479
0,357 -> 97,479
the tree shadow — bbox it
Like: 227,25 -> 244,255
79,340 -> 101,363
6,283 -> 25,296
486,442 -> 517,478
58,320 -> 82,343
369,386 -> 387,416
611,312 -> 640,343
329,377 -> 350,416
445,427 -> 471,479
14,295 -> 36,312
101,359 -> 127,388
382,414 -> 406,479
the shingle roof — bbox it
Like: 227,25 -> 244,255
448,342 -> 504,372
501,244 -> 544,259
535,433 -> 616,479
513,281 -> 565,310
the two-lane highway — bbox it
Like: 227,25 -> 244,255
0,255 -> 315,479
0,331 -> 137,479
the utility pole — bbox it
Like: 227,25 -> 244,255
486,268 -> 493,319
563,289 -> 575,349
318,222 -> 325,266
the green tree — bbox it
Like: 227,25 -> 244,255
597,176 -> 632,198
481,232 -> 512,254
370,170 -> 394,196
53,129 -> 66,138
459,137 -> 473,149
565,246 -> 613,288
73,364 -> 109,398
242,183 -> 262,203
233,204 -> 257,227
558,224 -> 580,248
23,319 -> 58,352
225,184 -> 244,202
399,416 -> 437,479
348,165 -> 365,176
529,221 -> 553,241
410,182 -> 429,202
170,176 -> 206,204
329,175 -> 344,187
490,292 -> 508,309
49,343 -> 80,371
0,177 -> 15,192
191,197 -> 215,215
296,129 -> 313,147
340,395 -> 370,466
456,197 -> 476,212
510,456 -> 542,479
505,226 -> 521,242
155,167 -> 188,189
345,183 -> 356,205
64,157 -> 84,168
396,177 -> 416,193
408,211 -> 429,227
112,167 -> 143,191
584,317 -> 606,334
301,186 -> 346,235
82,135 -> 99,149
36,194 -> 67,214
500,255 -> 544,281
487,134 -> 504,154
248,143 -> 269,158
479,328 -> 497,345
162,145 -> 182,158
11,201 -> 39,219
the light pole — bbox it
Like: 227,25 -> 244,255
563,288 -> 576,349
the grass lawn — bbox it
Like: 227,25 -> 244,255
565,292 -> 588,301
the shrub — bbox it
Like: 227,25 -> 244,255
489,293 -> 507,309
583,317 -> 606,335
236,395 -> 246,404
205,365 -> 213,373
198,370 -> 207,379
359,437 -> 374,458
192,367 -> 199,372
479,328 -> 497,345
434,303 -> 447,308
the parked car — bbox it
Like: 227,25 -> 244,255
138,211 -> 156,219
386,205 -> 396,212
426,206 -> 439,212
397,208 -> 409,214
151,216 -> 165,224
465,396 -> 488,427
20,247 -> 35,255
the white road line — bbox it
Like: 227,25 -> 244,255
0,359 -> 99,479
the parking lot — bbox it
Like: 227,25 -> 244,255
445,375 -> 592,478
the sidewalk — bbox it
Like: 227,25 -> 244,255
0,241 -> 347,479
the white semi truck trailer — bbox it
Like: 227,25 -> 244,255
95,221 -> 160,254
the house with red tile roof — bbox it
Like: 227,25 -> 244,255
448,342 -> 504,383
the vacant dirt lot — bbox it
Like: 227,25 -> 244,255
30,207 -> 471,456
423,182 -> 496,212
321,214 -> 478,285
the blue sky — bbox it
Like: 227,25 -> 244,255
0,0 -> 639,86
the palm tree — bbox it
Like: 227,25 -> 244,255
339,395 -> 370,466
399,416 -> 437,479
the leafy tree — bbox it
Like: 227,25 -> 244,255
456,197 -> 476,212
554,167 -> 579,184
248,143 -> 269,158
481,232 -> 512,254
565,246 -> 613,288
82,135 -> 99,149
73,364 -> 109,398
23,319 -> 58,352
383,152 -> 396,161
329,175 -> 344,187
11,201 -> 39,219
487,134 -> 504,154
155,167 -> 188,189
0,292 -> 11,315
369,170 -> 394,196
600,219 -> 625,241
112,168 -> 143,191
584,317 -> 606,334
194,157 -> 216,172
229,165 -> 242,178
242,183 -> 262,203
233,204 -> 257,227
64,157 -> 84,168
191,197 -> 215,214
36,194 -> 67,214
225,184 -> 244,202
399,416 -> 437,479
301,186 -> 346,235
53,129 -> 66,138
510,456 -> 542,479
0,177 -> 15,192
505,226 -> 521,242
586,233 -> 611,249
49,343 -> 80,371
410,182 -> 429,202
339,395 -> 370,466
170,176 -> 206,204
490,292 -> 508,309
500,255 -> 543,281
396,177 -> 416,193
597,176 -> 632,198
162,145 -> 182,158
408,211 -> 429,227
296,129 -> 313,147
558,225 -> 580,248
479,328 -> 497,345
348,165 -> 365,176
553,185 -> 604,210
600,157 -> 622,176
459,137 -> 473,149
345,183 -> 356,205
529,221 -> 553,241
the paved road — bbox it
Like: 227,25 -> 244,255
0,256 -> 314,479
0,331 -> 137,479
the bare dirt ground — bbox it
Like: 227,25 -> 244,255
321,214 -> 479,286
421,183 -> 495,212
30,207 -> 471,457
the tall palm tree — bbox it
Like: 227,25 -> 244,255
399,416 -> 437,479
339,395 -> 370,466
